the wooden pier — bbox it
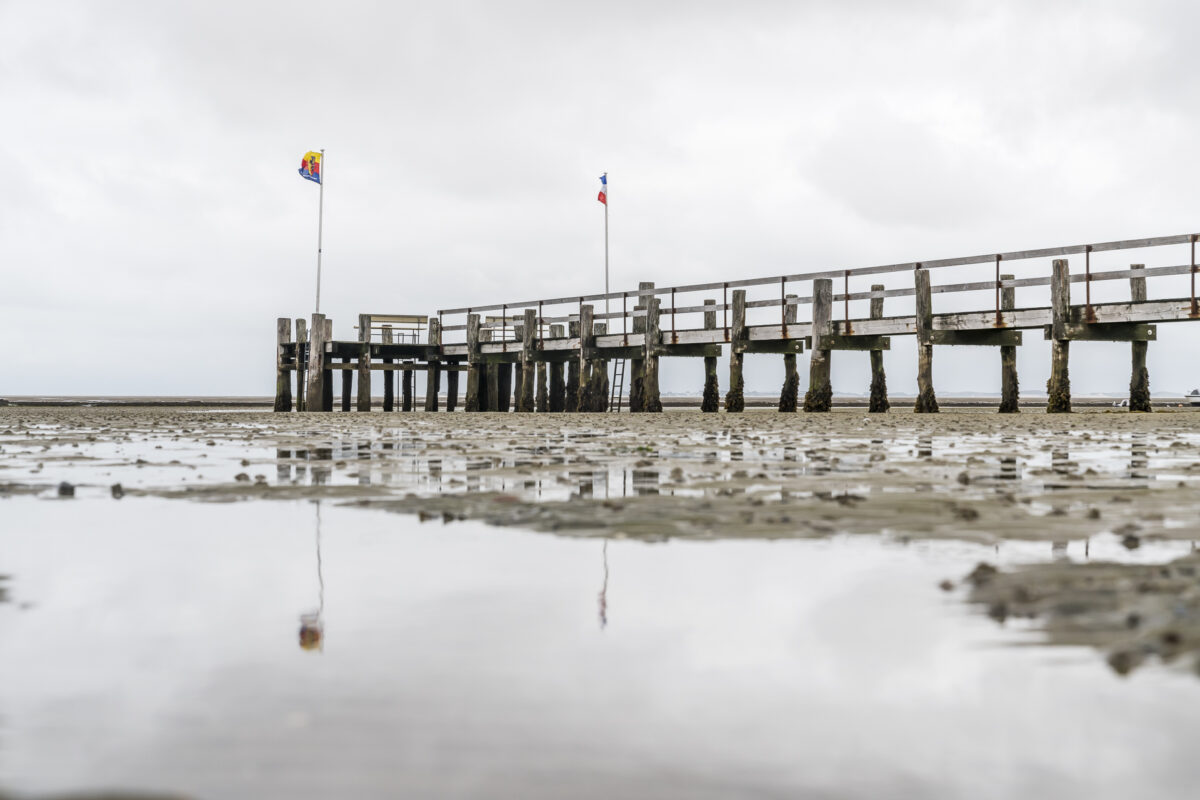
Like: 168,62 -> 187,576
274,233 -> 1200,413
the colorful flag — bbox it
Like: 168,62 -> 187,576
597,173 -> 607,205
299,151 -> 322,184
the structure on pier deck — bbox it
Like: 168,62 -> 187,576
275,233 -> 1198,414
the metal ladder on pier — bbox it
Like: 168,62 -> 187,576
609,359 -> 626,412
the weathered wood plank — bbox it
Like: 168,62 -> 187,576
1042,323 -> 1156,342
929,329 -> 1021,347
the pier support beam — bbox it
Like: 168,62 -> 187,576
402,366 -> 413,412
549,325 -> 566,412
518,309 -> 536,412
425,319 -> 441,412
1046,259 -> 1071,413
536,363 -> 548,412
465,315 -> 481,412
497,364 -> 512,412
725,290 -> 746,412
382,327 -> 395,412
446,368 -> 459,412
913,270 -> 939,413
868,285 -> 890,413
804,280 -> 833,412
275,318 -> 292,412
341,358 -> 352,412
584,323 -> 609,412
321,319 -> 334,412
578,306 -> 602,412
778,295 -> 798,412
643,298 -> 663,412
305,313 -> 326,413
1129,265 -> 1151,412
357,314 -> 372,412
999,275 -> 1019,413
702,299 -> 720,412
629,282 -> 652,412
566,321 -> 580,412
294,318 -> 307,411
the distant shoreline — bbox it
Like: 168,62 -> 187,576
2,395 -> 1193,409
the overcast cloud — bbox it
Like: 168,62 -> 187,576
4,0 -> 1200,397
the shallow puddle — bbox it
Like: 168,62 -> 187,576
3,408 -> 1200,798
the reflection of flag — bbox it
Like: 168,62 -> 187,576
597,173 -> 607,205
299,151 -> 322,184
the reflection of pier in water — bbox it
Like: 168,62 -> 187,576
269,423 -> 1184,518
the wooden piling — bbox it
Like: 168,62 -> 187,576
998,274 -> 1019,413
869,284 -> 890,413
446,368 -> 459,412
1046,259 -> 1071,413
643,298 -> 663,412
306,313 -> 326,413
536,363 -> 548,412
382,327 -> 395,412
1129,264 -> 1151,412
518,309 -> 536,412
512,318 -> 524,412
322,318 -> 333,412
549,324 -> 566,412
777,296 -> 798,412
913,270 -> 938,413
497,363 -> 512,412
465,314 -> 481,412
587,323 -> 609,412
356,314 -> 372,412
629,282 -> 652,412
578,306 -> 601,411
402,366 -> 414,412
725,290 -> 746,412
565,320 -> 580,412
482,328 -> 497,412
425,319 -> 441,412
702,299 -> 720,412
804,280 -> 833,412
275,318 -> 292,412
294,317 -> 307,411
341,358 -> 353,412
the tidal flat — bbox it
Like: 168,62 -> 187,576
3,407 -> 1200,799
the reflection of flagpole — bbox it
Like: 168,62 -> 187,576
315,149 -> 325,313
598,540 -> 609,630
315,501 -> 324,619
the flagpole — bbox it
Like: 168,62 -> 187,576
315,149 -> 325,313
603,172 -> 609,319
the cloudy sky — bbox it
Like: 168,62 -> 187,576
4,0 -> 1200,398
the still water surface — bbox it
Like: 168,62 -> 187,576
3,497 -> 1198,799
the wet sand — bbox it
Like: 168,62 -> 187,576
4,407 -> 1200,798
4,406 -> 1199,546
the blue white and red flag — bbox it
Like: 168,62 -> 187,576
597,173 -> 607,205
